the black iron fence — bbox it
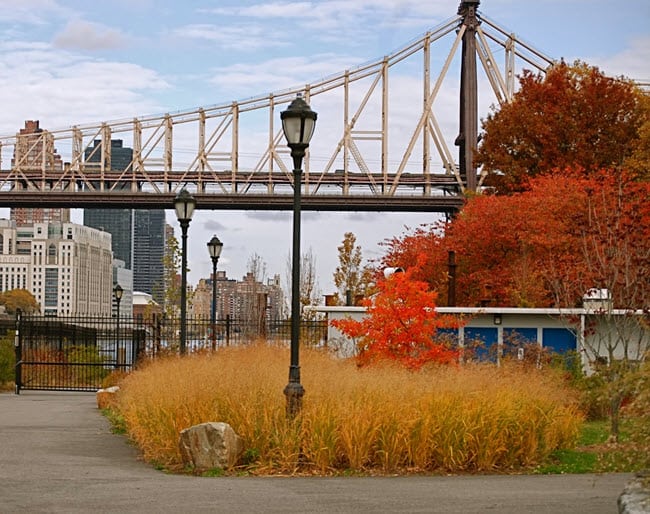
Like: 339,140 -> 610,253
14,313 -> 327,393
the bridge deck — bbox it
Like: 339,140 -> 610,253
1,169 -> 465,212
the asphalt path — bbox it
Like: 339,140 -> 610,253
0,391 -> 630,513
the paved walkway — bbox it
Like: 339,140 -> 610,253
0,391 -> 631,513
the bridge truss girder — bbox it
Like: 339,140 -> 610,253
0,3 -> 554,211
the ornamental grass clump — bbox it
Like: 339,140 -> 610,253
113,344 -> 582,474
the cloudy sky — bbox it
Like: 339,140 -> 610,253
0,0 -> 648,296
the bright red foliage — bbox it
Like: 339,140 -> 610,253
381,171 -> 650,309
331,264 -> 460,370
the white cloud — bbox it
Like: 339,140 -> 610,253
208,1 -> 451,21
172,23 -> 288,51
590,36 -> 650,83
53,19 -> 129,51
207,54 -> 366,97
0,0 -> 70,25
0,41 -> 168,135
196,0 -> 452,51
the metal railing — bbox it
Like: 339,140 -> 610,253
14,313 -> 327,392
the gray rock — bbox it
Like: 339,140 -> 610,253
179,422 -> 244,471
619,470 -> 650,513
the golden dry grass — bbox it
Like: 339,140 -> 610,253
114,344 -> 582,474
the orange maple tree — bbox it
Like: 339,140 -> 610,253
331,262 -> 460,370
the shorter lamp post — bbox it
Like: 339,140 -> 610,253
207,235 -> 223,351
174,189 -> 196,355
113,284 -> 123,369
280,93 -> 317,418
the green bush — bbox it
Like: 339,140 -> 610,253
0,333 -> 15,387
574,372 -> 610,420
65,345 -> 110,386
624,360 -> 650,444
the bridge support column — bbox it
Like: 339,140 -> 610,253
457,0 -> 480,192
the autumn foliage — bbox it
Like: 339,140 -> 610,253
0,289 -> 40,314
331,265 -> 460,369
476,61 -> 649,193
382,171 -> 650,309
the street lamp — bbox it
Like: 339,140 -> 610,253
280,93 -> 317,417
113,283 -> 123,369
174,189 -> 196,355
207,235 -> 223,351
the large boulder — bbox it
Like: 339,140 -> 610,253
179,422 -> 244,471
619,470 -> 650,514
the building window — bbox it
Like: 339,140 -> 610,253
48,244 -> 57,265
44,269 -> 59,307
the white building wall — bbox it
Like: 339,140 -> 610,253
0,219 -> 31,295
0,219 -> 113,316
315,306 -> 649,368
114,260 -> 134,317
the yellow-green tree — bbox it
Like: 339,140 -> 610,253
332,232 -> 374,305
0,289 -> 39,314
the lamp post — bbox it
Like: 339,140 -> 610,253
174,189 -> 196,355
280,93 -> 317,417
113,284 -> 123,369
207,235 -> 223,351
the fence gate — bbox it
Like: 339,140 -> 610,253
14,312 -> 148,393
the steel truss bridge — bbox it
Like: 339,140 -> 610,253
0,1 -> 557,213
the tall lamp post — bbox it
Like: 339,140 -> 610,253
113,284 -> 123,369
280,93 -> 317,417
207,235 -> 223,351
174,189 -> 196,355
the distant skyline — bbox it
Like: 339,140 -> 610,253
0,0 -> 648,295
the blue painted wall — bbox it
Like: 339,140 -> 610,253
465,327 -> 498,361
542,328 -> 577,353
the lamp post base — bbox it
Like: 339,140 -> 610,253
283,381 -> 305,419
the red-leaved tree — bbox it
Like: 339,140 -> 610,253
380,171 -> 644,308
476,61 -> 648,193
331,262 -> 460,370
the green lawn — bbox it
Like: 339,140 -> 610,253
535,419 -> 650,474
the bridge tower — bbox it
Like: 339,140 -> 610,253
457,0 -> 481,192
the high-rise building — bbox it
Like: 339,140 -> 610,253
83,139 -> 166,302
83,139 -> 133,268
133,209 -> 165,300
10,120 -> 70,226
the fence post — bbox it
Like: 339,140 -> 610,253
131,320 -> 136,369
14,309 -> 22,395
226,314 -> 231,346
153,313 -> 161,356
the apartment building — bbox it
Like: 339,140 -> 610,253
0,219 -> 113,315
10,120 -> 70,226
192,271 -> 285,321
